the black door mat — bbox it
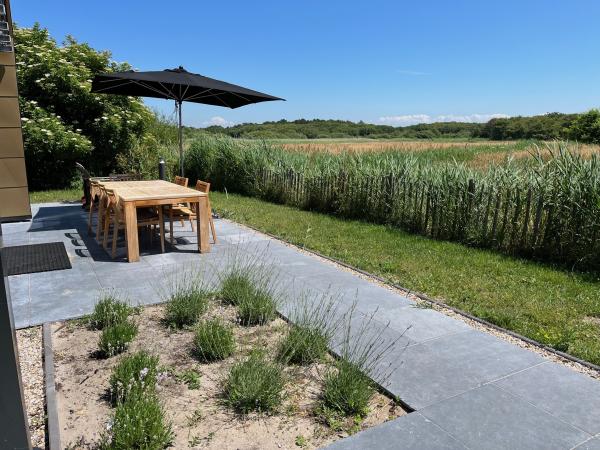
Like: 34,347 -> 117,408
2,242 -> 72,276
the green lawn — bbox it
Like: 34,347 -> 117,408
28,189 -> 600,365
30,188 -> 81,204
211,191 -> 600,366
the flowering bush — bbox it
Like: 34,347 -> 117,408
14,24 -> 155,188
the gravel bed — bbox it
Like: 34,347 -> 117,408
17,325 -> 46,449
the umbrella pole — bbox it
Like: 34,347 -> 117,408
177,100 -> 184,177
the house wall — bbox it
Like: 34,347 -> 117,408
0,0 -> 30,221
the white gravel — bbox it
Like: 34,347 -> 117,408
17,326 -> 46,449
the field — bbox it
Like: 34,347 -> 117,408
269,138 -> 600,169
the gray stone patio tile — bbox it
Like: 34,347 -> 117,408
329,312 -> 413,382
421,384 -> 590,450
220,232 -> 270,245
29,286 -> 100,324
574,437 -> 600,450
324,413 -> 467,449
494,362 -> 600,435
381,330 -> 543,409
379,306 -> 471,342
0,221 -> 31,235
96,266 -> 158,290
30,269 -> 101,294
7,274 -> 30,305
343,283 -> 415,315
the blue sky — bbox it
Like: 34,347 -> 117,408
13,0 -> 600,128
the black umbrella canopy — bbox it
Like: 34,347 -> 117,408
91,66 -> 284,176
91,66 -> 284,108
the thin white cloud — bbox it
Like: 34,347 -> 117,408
377,113 -> 509,126
202,116 -> 235,127
396,69 -> 431,76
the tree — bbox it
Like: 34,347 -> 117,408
14,24 -> 155,188
569,109 -> 600,144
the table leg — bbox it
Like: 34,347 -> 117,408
124,202 -> 140,262
197,198 -> 210,253
95,194 -> 104,240
158,207 -> 165,253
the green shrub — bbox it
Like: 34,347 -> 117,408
220,273 -> 256,306
224,353 -> 284,413
100,390 -> 173,450
193,319 -> 235,362
237,289 -> 277,326
98,321 -> 138,357
89,295 -> 132,330
322,359 -> 374,417
109,351 -> 159,404
277,325 -> 328,365
164,288 -> 210,328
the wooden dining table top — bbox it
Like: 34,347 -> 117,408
98,180 -> 207,202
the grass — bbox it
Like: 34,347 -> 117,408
224,352 -> 285,414
89,295 -> 133,330
29,188 -> 81,204
212,191 -> 600,366
109,351 -> 159,404
220,273 -> 256,306
322,359 -> 375,417
98,321 -> 138,358
100,389 -> 173,450
278,325 -> 329,365
219,271 -> 278,326
237,289 -> 277,326
193,319 -> 236,362
164,288 -> 211,328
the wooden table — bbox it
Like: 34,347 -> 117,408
97,180 -> 210,262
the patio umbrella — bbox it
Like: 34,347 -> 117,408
91,66 -> 283,176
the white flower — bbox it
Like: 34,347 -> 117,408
21,117 -> 30,122
140,367 -> 149,379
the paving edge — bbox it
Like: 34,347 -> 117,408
231,220 -> 600,374
42,323 -> 60,450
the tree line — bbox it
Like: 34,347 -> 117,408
203,112 -> 600,143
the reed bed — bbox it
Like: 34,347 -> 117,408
186,135 -> 600,272
279,139 -> 517,154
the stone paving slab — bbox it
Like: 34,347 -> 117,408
575,437 -> 600,450
494,362 -> 600,435
5,203 -> 600,450
380,329 -> 544,409
419,384 -> 591,450
324,413 -> 468,449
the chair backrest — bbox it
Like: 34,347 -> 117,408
108,173 -> 141,181
195,180 -> 211,194
104,188 -> 121,214
75,162 -> 91,180
174,176 -> 189,187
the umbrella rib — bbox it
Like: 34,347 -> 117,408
185,90 -> 233,107
183,88 -> 215,101
180,84 -> 191,101
93,79 -> 138,93
156,81 -> 178,100
228,91 -> 255,103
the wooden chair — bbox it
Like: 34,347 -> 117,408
174,176 -> 189,187
168,180 -> 217,244
101,189 -> 165,259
